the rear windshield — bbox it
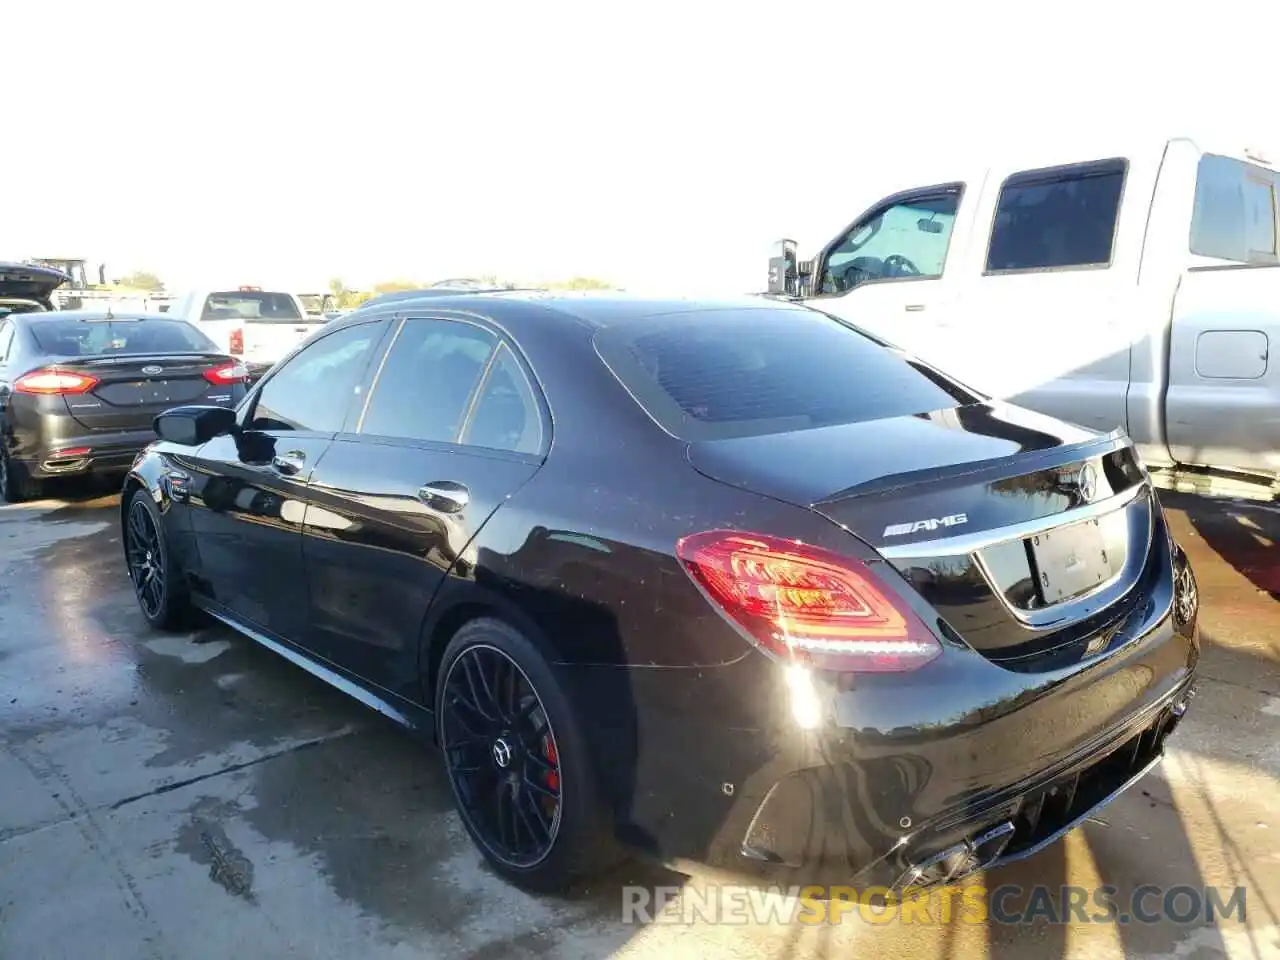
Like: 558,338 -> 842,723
30,319 -> 218,356
594,307 -> 974,441
201,291 -> 303,322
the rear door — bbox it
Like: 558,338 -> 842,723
956,156 -> 1143,433
301,313 -> 548,697
183,318 -> 389,642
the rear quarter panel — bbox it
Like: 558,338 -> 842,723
1165,265 -> 1280,478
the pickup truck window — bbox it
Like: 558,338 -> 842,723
985,158 -> 1126,273
818,187 -> 962,294
1189,154 -> 1278,264
201,291 -> 304,324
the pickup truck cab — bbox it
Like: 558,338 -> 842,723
164,287 -> 321,378
769,136 -> 1280,493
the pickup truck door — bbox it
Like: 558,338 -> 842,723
934,157 -> 1140,435
803,181 -> 974,360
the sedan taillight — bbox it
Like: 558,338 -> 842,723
676,530 -> 941,672
14,369 -> 100,395
203,361 -> 249,385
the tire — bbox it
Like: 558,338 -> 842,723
435,617 -> 618,893
0,445 -> 42,504
123,488 -> 190,630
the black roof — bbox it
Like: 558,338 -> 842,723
352,290 -> 811,331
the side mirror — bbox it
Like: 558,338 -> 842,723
767,239 -> 798,296
154,405 -> 237,446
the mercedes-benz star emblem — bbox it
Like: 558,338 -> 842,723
492,738 -> 513,769
1076,463 -> 1098,503
141,365 -> 164,376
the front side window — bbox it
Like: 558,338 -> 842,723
250,322 -> 382,432
985,158 -> 1126,272
1190,154 -> 1278,263
359,318 -> 498,444
820,188 -> 961,294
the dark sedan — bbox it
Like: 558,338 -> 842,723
0,311 -> 247,502
121,293 -> 1199,894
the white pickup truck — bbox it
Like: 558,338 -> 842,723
768,136 -> 1280,497
164,288 -> 323,380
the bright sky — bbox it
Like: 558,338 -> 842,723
5,2 -> 1277,295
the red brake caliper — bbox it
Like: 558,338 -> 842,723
544,736 -> 560,794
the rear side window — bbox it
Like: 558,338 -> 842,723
359,318 -> 498,444
1189,154 -> 1278,264
461,344 -> 544,454
201,291 -> 303,323
985,158 -> 1126,272
29,319 -> 218,355
595,308 -> 974,441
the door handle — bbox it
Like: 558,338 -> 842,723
271,450 -> 306,475
418,481 -> 470,514
905,304 -> 926,312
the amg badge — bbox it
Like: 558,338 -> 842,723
883,513 -> 969,538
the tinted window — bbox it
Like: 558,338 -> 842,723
360,318 -> 497,443
29,318 -> 218,355
251,323 -> 381,432
595,308 -> 973,441
1189,154 -> 1278,263
986,159 -> 1126,272
201,291 -> 303,322
821,190 -> 960,294
461,344 -> 544,454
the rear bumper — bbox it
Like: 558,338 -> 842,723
565,539 -> 1199,890
18,427 -> 156,478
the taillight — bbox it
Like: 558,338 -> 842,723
676,530 -> 941,672
203,361 -> 248,385
14,369 -> 100,395
228,328 -> 244,355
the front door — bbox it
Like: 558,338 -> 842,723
805,182 -> 970,358
301,314 -> 548,699
184,318 -> 388,642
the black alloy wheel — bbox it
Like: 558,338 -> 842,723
440,643 -> 564,869
126,497 -> 168,621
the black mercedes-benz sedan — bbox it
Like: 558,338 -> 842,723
0,311 -> 248,502
121,292 -> 1199,893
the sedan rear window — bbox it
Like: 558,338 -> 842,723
594,307 -> 974,441
201,291 -> 303,322
30,319 -> 219,356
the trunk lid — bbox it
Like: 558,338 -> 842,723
51,353 -> 239,432
0,262 -> 68,307
687,402 -> 1156,666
